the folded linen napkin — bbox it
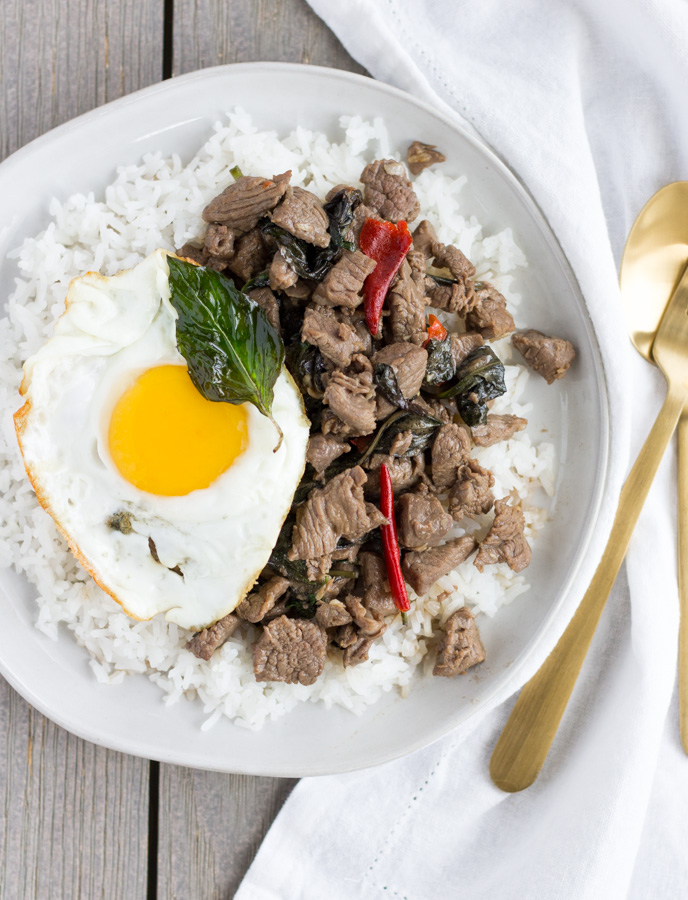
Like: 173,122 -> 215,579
237,1 -> 688,897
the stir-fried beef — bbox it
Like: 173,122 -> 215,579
338,307 -> 374,356
301,305 -> 366,368
450,332 -> 484,367
343,635 -> 374,667
402,536 -> 477,596
398,483 -> 454,549
465,282 -> 515,340
412,219 -> 437,258
344,594 -> 386,639
270,185 -> 331,248
471,414 -> 528,447
387,251 -> 427,343
284,278 -> 314,300
288,466 -> 385,564
186,612 -> 240,661
448,459 -> 495,520
388,431 -> 414,456
360,158 -> 420,223
365,453 -> 425,499
474,498 -> 531,573
247,286 -> 280,333
225,228 -> 272,282
373,342 -> 428,400
407,141 -> 446,176
312,249 -> 377,308
252,615 -> 327,685
203,173 -> 290,232
414,395 -> 455,424
433,607 -> 486,677
333,622 -> 358,649
323,354 -> 376,435
357,551 -> 397,616
431,423 -> 471,489
306,433 -> 350,475
237,575 -> 290,623
511,329 -> 575,384
315,598 -> 353,629
204,223 -> 236,260
269,251 -> 298,291
426,276 -> 475,316
432,241 -> 476,282
321,408 -> 362,439
177,242 -> 209,267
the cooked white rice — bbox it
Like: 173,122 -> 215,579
0,110 -> 553,729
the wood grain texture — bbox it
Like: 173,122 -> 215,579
0,0 -> 164,161
172,0 -> 367,75
0,682 -> 149,899
157,767 -> 297,900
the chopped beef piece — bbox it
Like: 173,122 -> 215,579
177,242 -> 208,266
360,158 -> 420,223
288,466 -> 383,564
450,332 -> 484,367
333,622 -> 358,649
284,278 -> 314,300
337,307 -> 374,356
365,453 -> 425,499
397,483 -> 454,549
432,241 -> 476,282
357,551 -> 397,616
202,173 -> 289,231
315,598 -> 353,629
301,305 -> 366,368
270,185 -> 330,248
204,223 -> 236,259
186,613 -> 240,661
372,342 -> 428,400
306,433 -> 351,475
312,249 -> 377,308
511,329 -> 576,384
323,354 -> 376,436
325,183 -> 355,202
465,282 -> 515,340
343,636 -> 374,667
349,202 -> 374,242
471,414 -> 528,447
344,594 -> 386,639
448,459 -> 495,520
225,227 -> 272,282
321,408 -> 362,439
387,251 -> 427,343
261,597 -> 289,623
252,615 -> 327,685
426,276 -> 476,316
236,576 -> 290,623
402,536 -> 477,596
474,498 -> 531,573
388,430 -> 414,456
431,423 -> 471,489
433,607 -> 486,677
247,286 -> 280,332
412,219 -> 438,258
414,395 -> 455,425
407,141 -> 446,175
269,251 -> 298,291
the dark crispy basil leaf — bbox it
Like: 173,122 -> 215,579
324,187 -> 362,252
432,346 -> 506,426
427,272 -> 459,287
242,269 -> 270,291
423,336 -> 455,387
285,593 -> 319,619
374,363 -> 411,411
286,340 -> 327,423
167,256 -> 284,427
372,410 -> 443,458
268,517 -> 313,583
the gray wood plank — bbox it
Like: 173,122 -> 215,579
158,767 -> 298,900
172,0 -> 367,76
0,1 -> 163,897
0,682 -> 150,899
0,0 -> 164,161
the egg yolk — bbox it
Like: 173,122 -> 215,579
108,365 -> 248,496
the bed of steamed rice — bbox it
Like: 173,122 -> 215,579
0,110 -> 554,730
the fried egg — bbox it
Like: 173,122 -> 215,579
14,250 -> 309,630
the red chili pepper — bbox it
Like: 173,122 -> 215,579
379,463 -> 411,614
359,218 -> 413,337
423,313 -> 448,347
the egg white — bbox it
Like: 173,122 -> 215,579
15,250 -> 310,630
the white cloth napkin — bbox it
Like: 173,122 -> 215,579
236,2 -> 688,897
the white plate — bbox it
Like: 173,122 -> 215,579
0,63 -> 610,776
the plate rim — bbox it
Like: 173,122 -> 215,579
0,61 -> 612,775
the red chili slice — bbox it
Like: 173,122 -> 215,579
359,218 -> 413,338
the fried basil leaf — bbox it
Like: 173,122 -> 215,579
423,336 -> 455,387
286,340 -> 327,422
167,257 -> 285,433
242,269 -> 270,291
432,346 -> 506,426
324,187 -> 362,252
268,517 -> 316,584
284,593 -> 319,619
357,409 -> 443,466
374,363 -> 411,411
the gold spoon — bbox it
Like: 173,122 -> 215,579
619,181 -> 688,753
490,183 -> 688,792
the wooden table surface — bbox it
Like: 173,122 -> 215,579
0,2 -> 365,897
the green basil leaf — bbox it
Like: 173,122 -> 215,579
167,256 -> 285,432
423,336 -> 455,386
431,346 -> 506,426
374,363 -> 411,411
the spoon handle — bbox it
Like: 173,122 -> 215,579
679,414 -> 688,754
490,386 -> 686,792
